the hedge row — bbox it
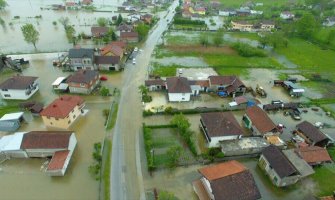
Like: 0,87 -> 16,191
173,17 -> 206,25
143,123 -> 155,171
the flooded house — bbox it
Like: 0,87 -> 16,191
66,70 -> 100,94
95,56 -> 121,71
91,27 -> 109,38
145,79 -> 166,91
166,77 -> 192,102
259,145 -> 314,187
208,75 -> 246,97
193,160 -> 261,200
100,42 -> 125,58
120,32 -> 139,43
68,48 -> 95,71
0,112 -> 25,132
243,106 -> 277,136
0,75 -> 39,100
0,131 -> 77,176
295,121 -> 331,147
40,95 -> 85,129
231,21 -> 254,32
116,23 -> 134,37
200,112 -> 244,147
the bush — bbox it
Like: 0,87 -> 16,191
143,110 -> 154,117
143,125 -> 155,171
52,21 -> 57,25
100,87 -> 110,96
232,42 -> 267,57
88,142 -> 102,180
173,17 -> 205,26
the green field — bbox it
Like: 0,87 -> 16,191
311,165 -> 335,196
203,0 -> 304,7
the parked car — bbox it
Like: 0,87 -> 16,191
289,110 -> 301,120
272,100 -> 283,104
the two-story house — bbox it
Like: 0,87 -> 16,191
208,75 -> 246,97
66,70 -> 100,94
40,95 -> 85,129
166,77 -> 192,102
0,75 -> 39,100
68,48 -> 95,71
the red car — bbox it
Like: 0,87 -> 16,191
100,76 -> 108,81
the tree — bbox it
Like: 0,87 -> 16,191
100,87 -> 110,96
166,146 -> 183,168
199,33 -> 209,47
59,16 -> 69,29
65,25 -> 77,45
116,14 -> 123,26
0,0 -> 7,10
296,13 -> 317,39
170,113 -> 190,132
326,29 -> 335,44
158,191 -> 179,200
103,27 -> 117,43
21,24 -> 39,49
139,85 -> 149,96
97,17 -> 108,27
136,23 -> 150,41
213,30 -> 223,47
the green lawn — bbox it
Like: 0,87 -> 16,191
227,32 -> 261,41
275,38 -> 335,81
203,0 -> 304,7
311,165 -> 335,196
0,105 -> 20,117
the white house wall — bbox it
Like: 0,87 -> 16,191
0,84 -> 39,100
168,93 -> 191,102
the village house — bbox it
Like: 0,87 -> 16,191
193,160 -> 261,200
0,131 -> 77,176
231,21 -> 254,32
208,75 -> 246,97
236,8 -> 251,16
66,70 -> 100,94
100,42 -> 125,58
116,23 -> 134,37
229,96 -> 249,110
243,106 -> 277,136
295,146 -> 332,166
95,56 -> 121,71
81,0 -> 92,6
218,8 -> 236,16
323,17 -> 335,26
295,121 -> 331,147
145,79 -> 166,91
140,14 -> 153,24
166,77 -> 192,102
91,27 -> 109,38
280,11 -> 295,20
259,145 -> 314,187
259,20 -> 275,31
68,48 -> 95,71
40,95 -> 85,129
200,112 -> 244,147
250,10 -> 263,15
0,75 -> 39,100
120,32 -> 139,43
65,1 -> 79,10
188,80 -> 209,95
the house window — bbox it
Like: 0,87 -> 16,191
68,120 -> 71,124
2,89 -> 8,91
4,94 -> 10,97
55,118 -> 59,121
73,115 -> 76,119
47,116 -> 50,119
50,122 -> 53,125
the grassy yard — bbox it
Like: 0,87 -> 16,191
0,105 -> 20,117
227,32 -> 261,41
106,102 -> 118,130
102,139 -> 112,200
275,38 -> 335,81
311,165 -> 335,196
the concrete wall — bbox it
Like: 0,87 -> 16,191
0,81 -> 39,100
97,63 -> 120,71
208,135 -> 239,148
42,105 -> 83,129
25,148 -> 67,158
3,150 -> 28,158
168,93 -> 191,102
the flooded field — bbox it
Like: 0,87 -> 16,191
0,0 -> 128,53
152,56 -> 208,67
0,53 -> 122,200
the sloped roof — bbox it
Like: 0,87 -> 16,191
296,121 -> 328,144
94,56 -> 120,65
234,96 -> 248,105
101,44 -> 124,56
188,80 -> 210,87
296,146 -> 332,164
145,79 -> 165,86
199,160 -> 246,181
47,150 -> 70,170
209,75 -> 237,85
262,145 -> 298,178
21,131 -> 72,149
66,70 -> 99,84
120,31 -> 139,38
166,77 -> 192,93
91,27 -> 108,37
40,95 -> 84,118
68,48 -> 94,58
246,106 -> 277,134
200,112 -> 244,137
0,76 -> 38,90
117,23 -> 133,31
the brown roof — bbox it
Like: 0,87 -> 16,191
199,160 -> 246,181
117,23 -> 133,32
198,161 -> 261,200
208,75 -> 245,94
109,41 -> 127,49
262,145 -> 298,178
120,31 -> 139,39
296,121 -> 328,144
296,146 -> 332,165
188,80 -> 210,87
91,27 -> 109,37
101,44 -> 124,56
145,79 -> 165,87
0,75 -> 38,90
40,95 -> 84,118
200,112 -> 244,137
166,77 -> 192,93
47,150 -> 70,170
246,106 -> 277,134
95,56 -> 120,65
66,70 -> 99,84
21,131 -> 72,149
234,96 -> 248,104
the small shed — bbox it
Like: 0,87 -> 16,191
0,112 -> 25,132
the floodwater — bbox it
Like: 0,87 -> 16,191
0,0 -> 127,53
0,54 -> 119,200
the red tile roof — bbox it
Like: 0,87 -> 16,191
166,77 -> 192,93
246,106 -> 277,134
296,146 -> 332,165
188,80 -> 210,87
91,27 -> 109,37
47,150 -> 70,170
40,95 -> 84,118
101,44 -> 124,56
66,70 -> 99,84
21,131 -> 72,149
198,160 -> 246,181
120,31 -> 139,39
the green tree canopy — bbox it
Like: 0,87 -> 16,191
158,190 -> 180,200
21,23 -> 39,49
0,0 -> 7,10
170,113 -> 190,132
97,17 -> 108,27
136,23 -> 150,41
58,16 -> 69,29
116,14 -> 123,26
65,25 -> 76,45
296,13 -> 318,39
213,30 -> 223,47
166,146 -> 183,168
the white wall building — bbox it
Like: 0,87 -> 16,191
0,76 -> 39,100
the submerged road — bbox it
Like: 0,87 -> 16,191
110,2 -> 178,200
